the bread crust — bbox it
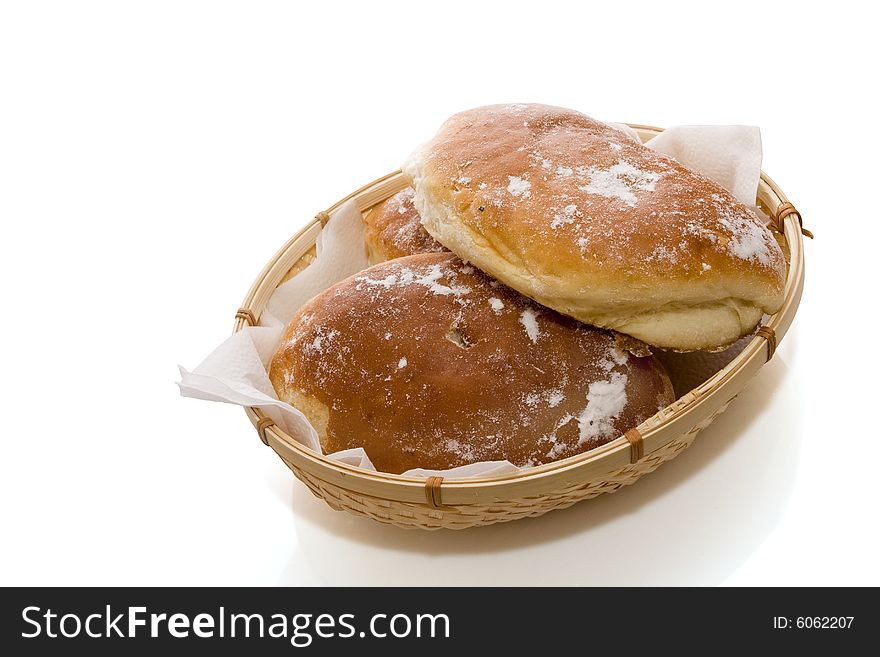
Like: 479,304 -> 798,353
363,187 -> 446,264
270,253 -> 674,474
403,104 -> 786,350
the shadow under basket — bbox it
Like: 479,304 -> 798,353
233,125 -> 808,530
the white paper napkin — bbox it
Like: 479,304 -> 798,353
645,125 -> 762,206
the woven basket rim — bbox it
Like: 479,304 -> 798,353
235,124 -> 805,501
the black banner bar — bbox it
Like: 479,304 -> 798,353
0,587 -> 873,654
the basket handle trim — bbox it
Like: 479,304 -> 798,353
624,428 -> 643,463
755,326 -> 777,362
316,211 -> 330,227
425,476 -> 444,508
256,416 -> 275,446
774,202 -> 812,239
235,307 -> 258,326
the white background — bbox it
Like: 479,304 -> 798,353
1,1 -> 877,586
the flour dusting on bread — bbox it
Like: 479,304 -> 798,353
577,372 -> 629,445
519,308 -> 540,343
403,103 -> 787,350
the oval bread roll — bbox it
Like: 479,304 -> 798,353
363,187 -> 447,264
269,253 -> 674,474
403,104 -> 787,351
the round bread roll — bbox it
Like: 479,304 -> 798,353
269,252 -> 675,474
403,104 -> 787,351
363,187 -> 447,264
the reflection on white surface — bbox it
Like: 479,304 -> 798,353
277,352 -> 801,586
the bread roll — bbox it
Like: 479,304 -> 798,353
363,187 -> 446,264
403,104 -> 786,351
269,253 -> 674,474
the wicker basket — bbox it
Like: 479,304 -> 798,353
233,125 -> 807,530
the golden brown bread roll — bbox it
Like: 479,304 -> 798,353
403,104 -> 786,351
363,187 -> 447,264
269,253 -> 674,474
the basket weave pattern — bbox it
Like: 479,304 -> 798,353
283,397 -> 733,530
236,125 -> 806,530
